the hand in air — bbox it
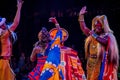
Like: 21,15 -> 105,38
48,17 -> 58,24
79,6 -> 87,15
17,0 -> 24,8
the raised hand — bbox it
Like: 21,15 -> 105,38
17,0 -> 24,8
49,17 -> 60,29
79,6 -> 87,15
48,17 -> 58,24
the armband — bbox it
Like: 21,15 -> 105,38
78,15 -> 84,22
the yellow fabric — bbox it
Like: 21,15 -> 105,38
86,38 -> 101,80
0,59 -> 15,80
87,57 -> 101,80
42,64 -> 62,80
51,36 -> 60,48
89,38 -> 98,55
42,63 -> 57,72
48,69 -> 61,80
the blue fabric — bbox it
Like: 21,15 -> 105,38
40,70 -> 53,80
40,29 -> 63,80
99,52 -> 106,80
45,30 -> 62,66
44,43 -> 51,56
59,69 -> 64,79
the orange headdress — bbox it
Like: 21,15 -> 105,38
49,28 -> 69,41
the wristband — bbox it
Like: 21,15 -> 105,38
78,15 -> 84,22
55,23 -> 59,26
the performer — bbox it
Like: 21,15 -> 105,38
0,0 -> 23,80
28,17 -> 62,80
78,6 -> 119,80
28,27 -> 51,80
40,17 -> 86,80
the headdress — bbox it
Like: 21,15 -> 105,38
49,28 -> 69,41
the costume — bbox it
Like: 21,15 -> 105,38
40,28 -> 63,80
0,58 -> 15,80
0,1 -> 23,79
40,28 -> 86,80
28,27 -> 50,80
60,46 -> 86,80
0,32 -> 16,80
28,54 -> 47,80
85,15 -> 119,80
0,18 -> 16,80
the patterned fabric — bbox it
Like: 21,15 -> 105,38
60,46 -> 86,80
40,29 -> 86,80
40,30 -> 63,80
103,63 -> 114,80
99,37 -> 116,80
86,38 -> 101,80
28,54 -> 47,80
85,36 -> 117,80
99,52 -> 106,80
0,59 -> 15,80
49,28 -> 69,41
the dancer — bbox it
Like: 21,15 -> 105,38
28,17 -> 61,80
78,6 -> 119,80
40,17 -> 86,80
28,27 -> 51,80
0,0 -> 23,80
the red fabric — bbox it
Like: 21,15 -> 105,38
60,46 -> 86,80
103,63 -> 114,80
28,56 -> 47,80
103,36 -> 114,80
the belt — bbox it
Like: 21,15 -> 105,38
0,56 -> 10,60
89,54 -> 97,59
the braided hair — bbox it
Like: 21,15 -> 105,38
34,27 -> 51,49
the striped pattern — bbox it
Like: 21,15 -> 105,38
60,47 -> 86,80
28,54 -> 47,80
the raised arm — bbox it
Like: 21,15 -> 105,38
9,0 -> 23,31
49,17 -> 60,30
78,6 -> 90,36
48,17 -> 62,42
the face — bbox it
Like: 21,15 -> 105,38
38,31 -> 42,41
0,23 -> 6,35
0,23 -> 6,30
38,27 -> 51,44
94,20 -> 103,34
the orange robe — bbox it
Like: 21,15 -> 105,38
0,59 -> 15,80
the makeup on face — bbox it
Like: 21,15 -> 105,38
95,20 -> 102,27
0,24 -> 6,30
94,20 -> 103,34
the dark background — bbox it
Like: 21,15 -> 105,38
0,0 -> 120,77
